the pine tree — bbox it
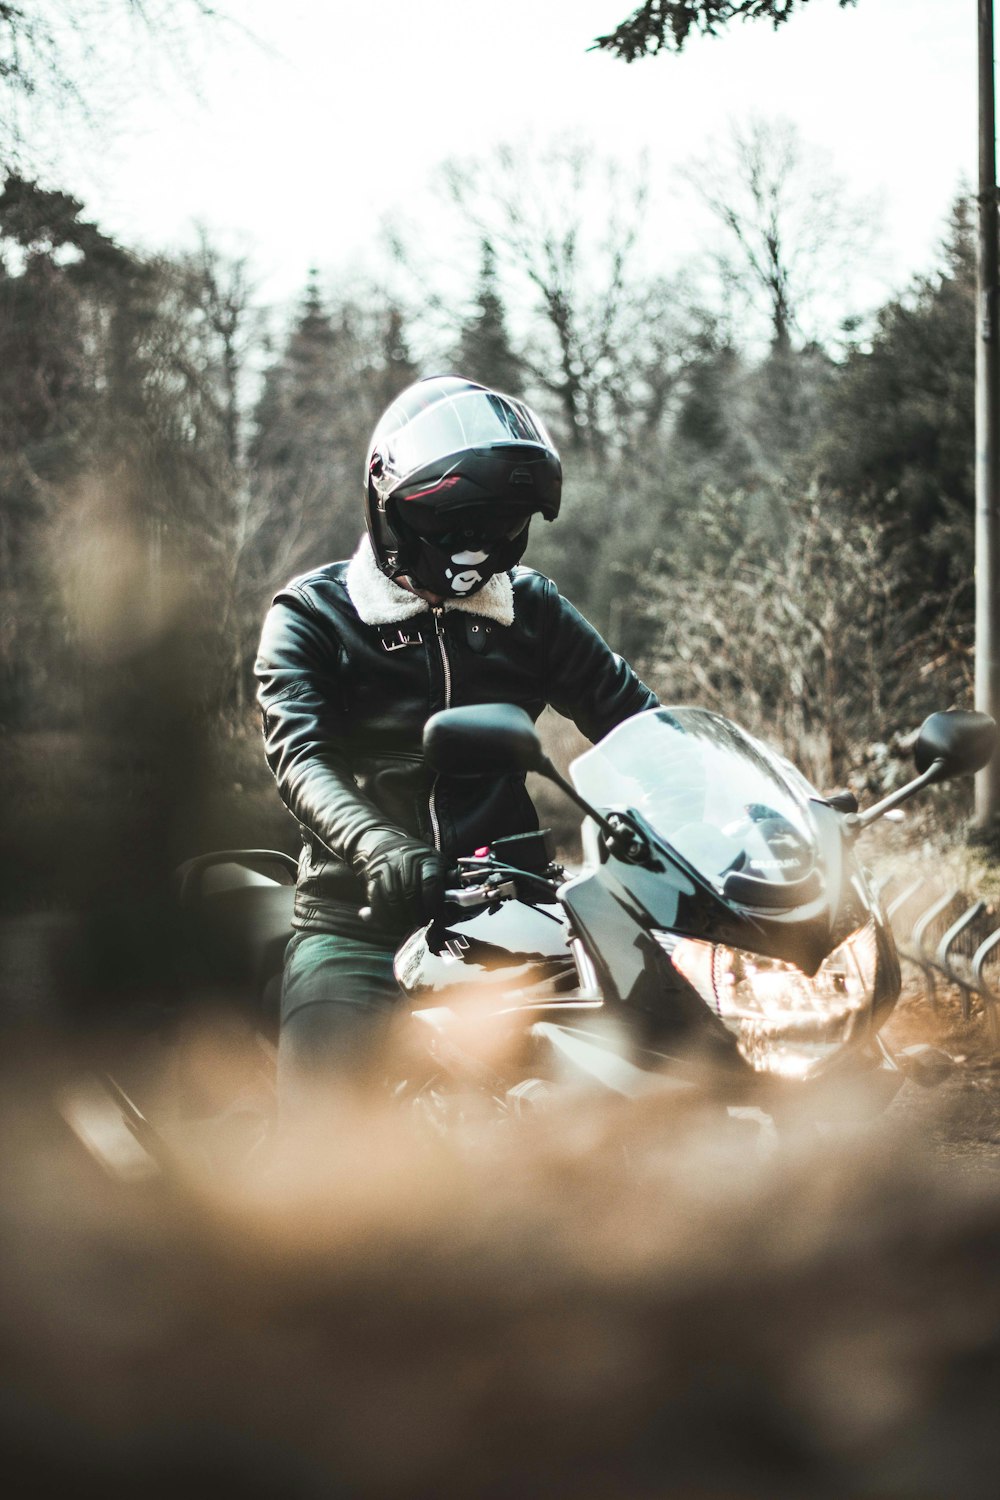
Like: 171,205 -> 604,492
0,176 -> 138,719
366,303 -> 419,415
816,197 -> 975,598
250,275 -> 425,581
250,271 -> 357,566
452,240 -> 523,394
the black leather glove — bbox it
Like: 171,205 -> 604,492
356,833 -> 450,932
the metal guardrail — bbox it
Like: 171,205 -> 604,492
875,870 -> 1000,1038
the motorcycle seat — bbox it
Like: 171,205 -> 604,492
177,854 -> 295,1021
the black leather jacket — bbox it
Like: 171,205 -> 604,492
254,544 -> 659,936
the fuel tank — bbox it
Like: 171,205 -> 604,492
394,899 -> 576,1003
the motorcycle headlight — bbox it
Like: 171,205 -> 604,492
665,923 -> 879,1080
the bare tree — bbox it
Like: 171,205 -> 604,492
179,230 -> 259,468
682,116 -> 877,353
438,139 -> 695,456
0,0 -> 228,170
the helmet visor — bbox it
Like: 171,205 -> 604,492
401,510 -> 531,550
379,388 -> 554,485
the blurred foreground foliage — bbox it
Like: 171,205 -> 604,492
4,1032 -> 1000,1499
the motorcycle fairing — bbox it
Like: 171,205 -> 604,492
566,705 -> 888,972
571,708 -> 824,893
568,805 -> 865,965
558,802 -> 896,1060
557,855 -> 745,1067
394,897 -> 577,1003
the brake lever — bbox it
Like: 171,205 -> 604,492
359,871 -> 517,923
444,878 -> 518,907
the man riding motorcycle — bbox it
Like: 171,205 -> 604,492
254,375 -> 659,1100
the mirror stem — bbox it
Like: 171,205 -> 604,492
537,755 -> 635,852
849,758 -> 947,832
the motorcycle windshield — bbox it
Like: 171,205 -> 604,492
570,708 -> 820,895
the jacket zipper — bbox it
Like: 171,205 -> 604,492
428,606 -> 451,850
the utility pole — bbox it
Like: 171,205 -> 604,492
975,0 -> 1000,831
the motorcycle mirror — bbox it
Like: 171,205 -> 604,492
424,703 -> 652,861
913,709 -> 997,782
423,704 -> 545,776
853,709 -> 997,831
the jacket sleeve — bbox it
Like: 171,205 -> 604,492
254,589 -> 411,868
542,583 -> 659,744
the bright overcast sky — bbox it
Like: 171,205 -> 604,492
66,0 -> 974,314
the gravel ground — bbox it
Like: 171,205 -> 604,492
881,976 -> 1000,1171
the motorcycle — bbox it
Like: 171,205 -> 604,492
171,703 -> 995,1135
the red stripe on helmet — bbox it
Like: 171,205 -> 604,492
403,475 -> 461,501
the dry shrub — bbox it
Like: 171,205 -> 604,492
639,488 -> 971,794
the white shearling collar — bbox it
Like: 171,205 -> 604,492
344,535 -> 515,628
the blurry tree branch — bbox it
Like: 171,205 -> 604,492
0,0 -> 232,169
437,139 -> 701,455
682,116 -> 878,353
